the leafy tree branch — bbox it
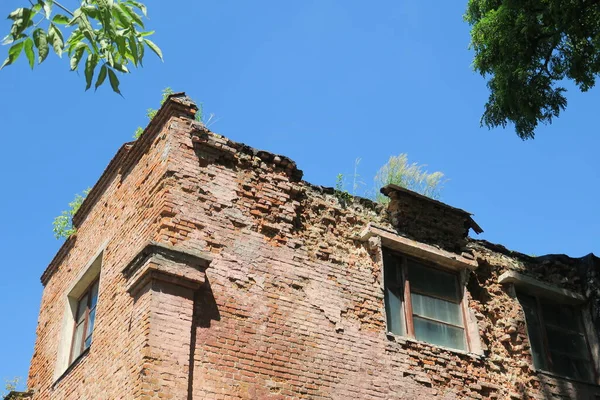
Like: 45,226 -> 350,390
2,0 -> 160,94
465,0 -> 600,139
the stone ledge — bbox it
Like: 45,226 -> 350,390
359,223 -> 478,270
123,242 -> 212,294
498,270 -> 585,303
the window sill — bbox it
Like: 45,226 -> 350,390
536,368 -> 599,387
386,332 -> 483,360
52,347 -> 91,389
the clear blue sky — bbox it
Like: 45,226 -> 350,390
1,0 -> 599,387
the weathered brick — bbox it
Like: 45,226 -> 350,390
25,94 -> 600,400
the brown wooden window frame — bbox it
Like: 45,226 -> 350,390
69,279 -> 99,364
383,249 -> 470,352
517,291 -> 597,383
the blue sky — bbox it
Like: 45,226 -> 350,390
1,0 -> 599,387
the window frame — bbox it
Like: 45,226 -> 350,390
383,249 -> 471,352
69,278 -> 99,364
518,291 -> 597,383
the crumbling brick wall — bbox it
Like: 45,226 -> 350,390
27,94 -> 600,399
27,99 -> 199,399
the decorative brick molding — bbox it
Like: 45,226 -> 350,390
122,241 -> 212,294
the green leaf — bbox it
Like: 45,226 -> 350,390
111,5 -> 130,27
98,6 -> 115,35
138,39 -> 144,65
43,1 -> 52,19
80,27 -> 97,53
0,41 -> 24,70
48,23 -> 64,58
107,67 -> 121,94
7,8 -> 29,21
81,5 -> 98,19
85,53 -> 98,90
113,62 -> 129,73
126,0 -> 147,17
52,14 -> 70,25
106,50 -> 114,67
32,28 -> 49,63
143,38 -> 162,61
70,43 -> 87,71
115,35 -> 127,59
8,8 -> 33,38
128,32 -> 138,65
95,64 -> 108,90
120,4 -> 144,28
66,29 -> 84,54
66,9 -> 82,27
139,30 -> 154,37
1,35 -> 14,46
23,37 -> 34,69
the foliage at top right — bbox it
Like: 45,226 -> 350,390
465,0 -> 600,139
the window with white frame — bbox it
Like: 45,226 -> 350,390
384,249 -> 468,351
53,250 -> 103,381
70,279 -> 99,363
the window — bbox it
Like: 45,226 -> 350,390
518,292 -> 595,382
53,249 -> 104,382
384,250 -> 467,351
70,279 -> 99,363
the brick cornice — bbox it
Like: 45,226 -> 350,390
122,241 -> 212,294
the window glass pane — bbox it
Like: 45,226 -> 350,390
541,303 -> 579,328
411,293 -> 462,326
546,326 -> 590,360
70,322 -> 85,361
84,335 -> 92,350
86,308 -> 96,339
413,316 -> 466,351
517,293 -> 548,370
383,251 -> 401,287
89,280 -> 99,310
549,351 -> 594,382
76,294 -> 89,323
385,288 -> 405,336
407,261 -> 458,300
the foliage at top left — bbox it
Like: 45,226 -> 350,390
1,0 -> 160,94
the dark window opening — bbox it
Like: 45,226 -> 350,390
518,292 -> 595,382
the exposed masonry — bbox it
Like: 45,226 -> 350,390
25,93 -> 600,399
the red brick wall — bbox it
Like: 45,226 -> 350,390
27,101 -> 195,399
28,95 -> 600,399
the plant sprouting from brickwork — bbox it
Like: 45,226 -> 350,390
334,173 -> 352,204
133,87 -> 204,139
52,188 -> 91,239
2,377 -> 21,397
374,154 -> 444,203
335,154 -> 445,204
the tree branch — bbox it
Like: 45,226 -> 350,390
52,1 -> 75,17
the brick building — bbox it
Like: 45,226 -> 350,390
23,94 -> 600,399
